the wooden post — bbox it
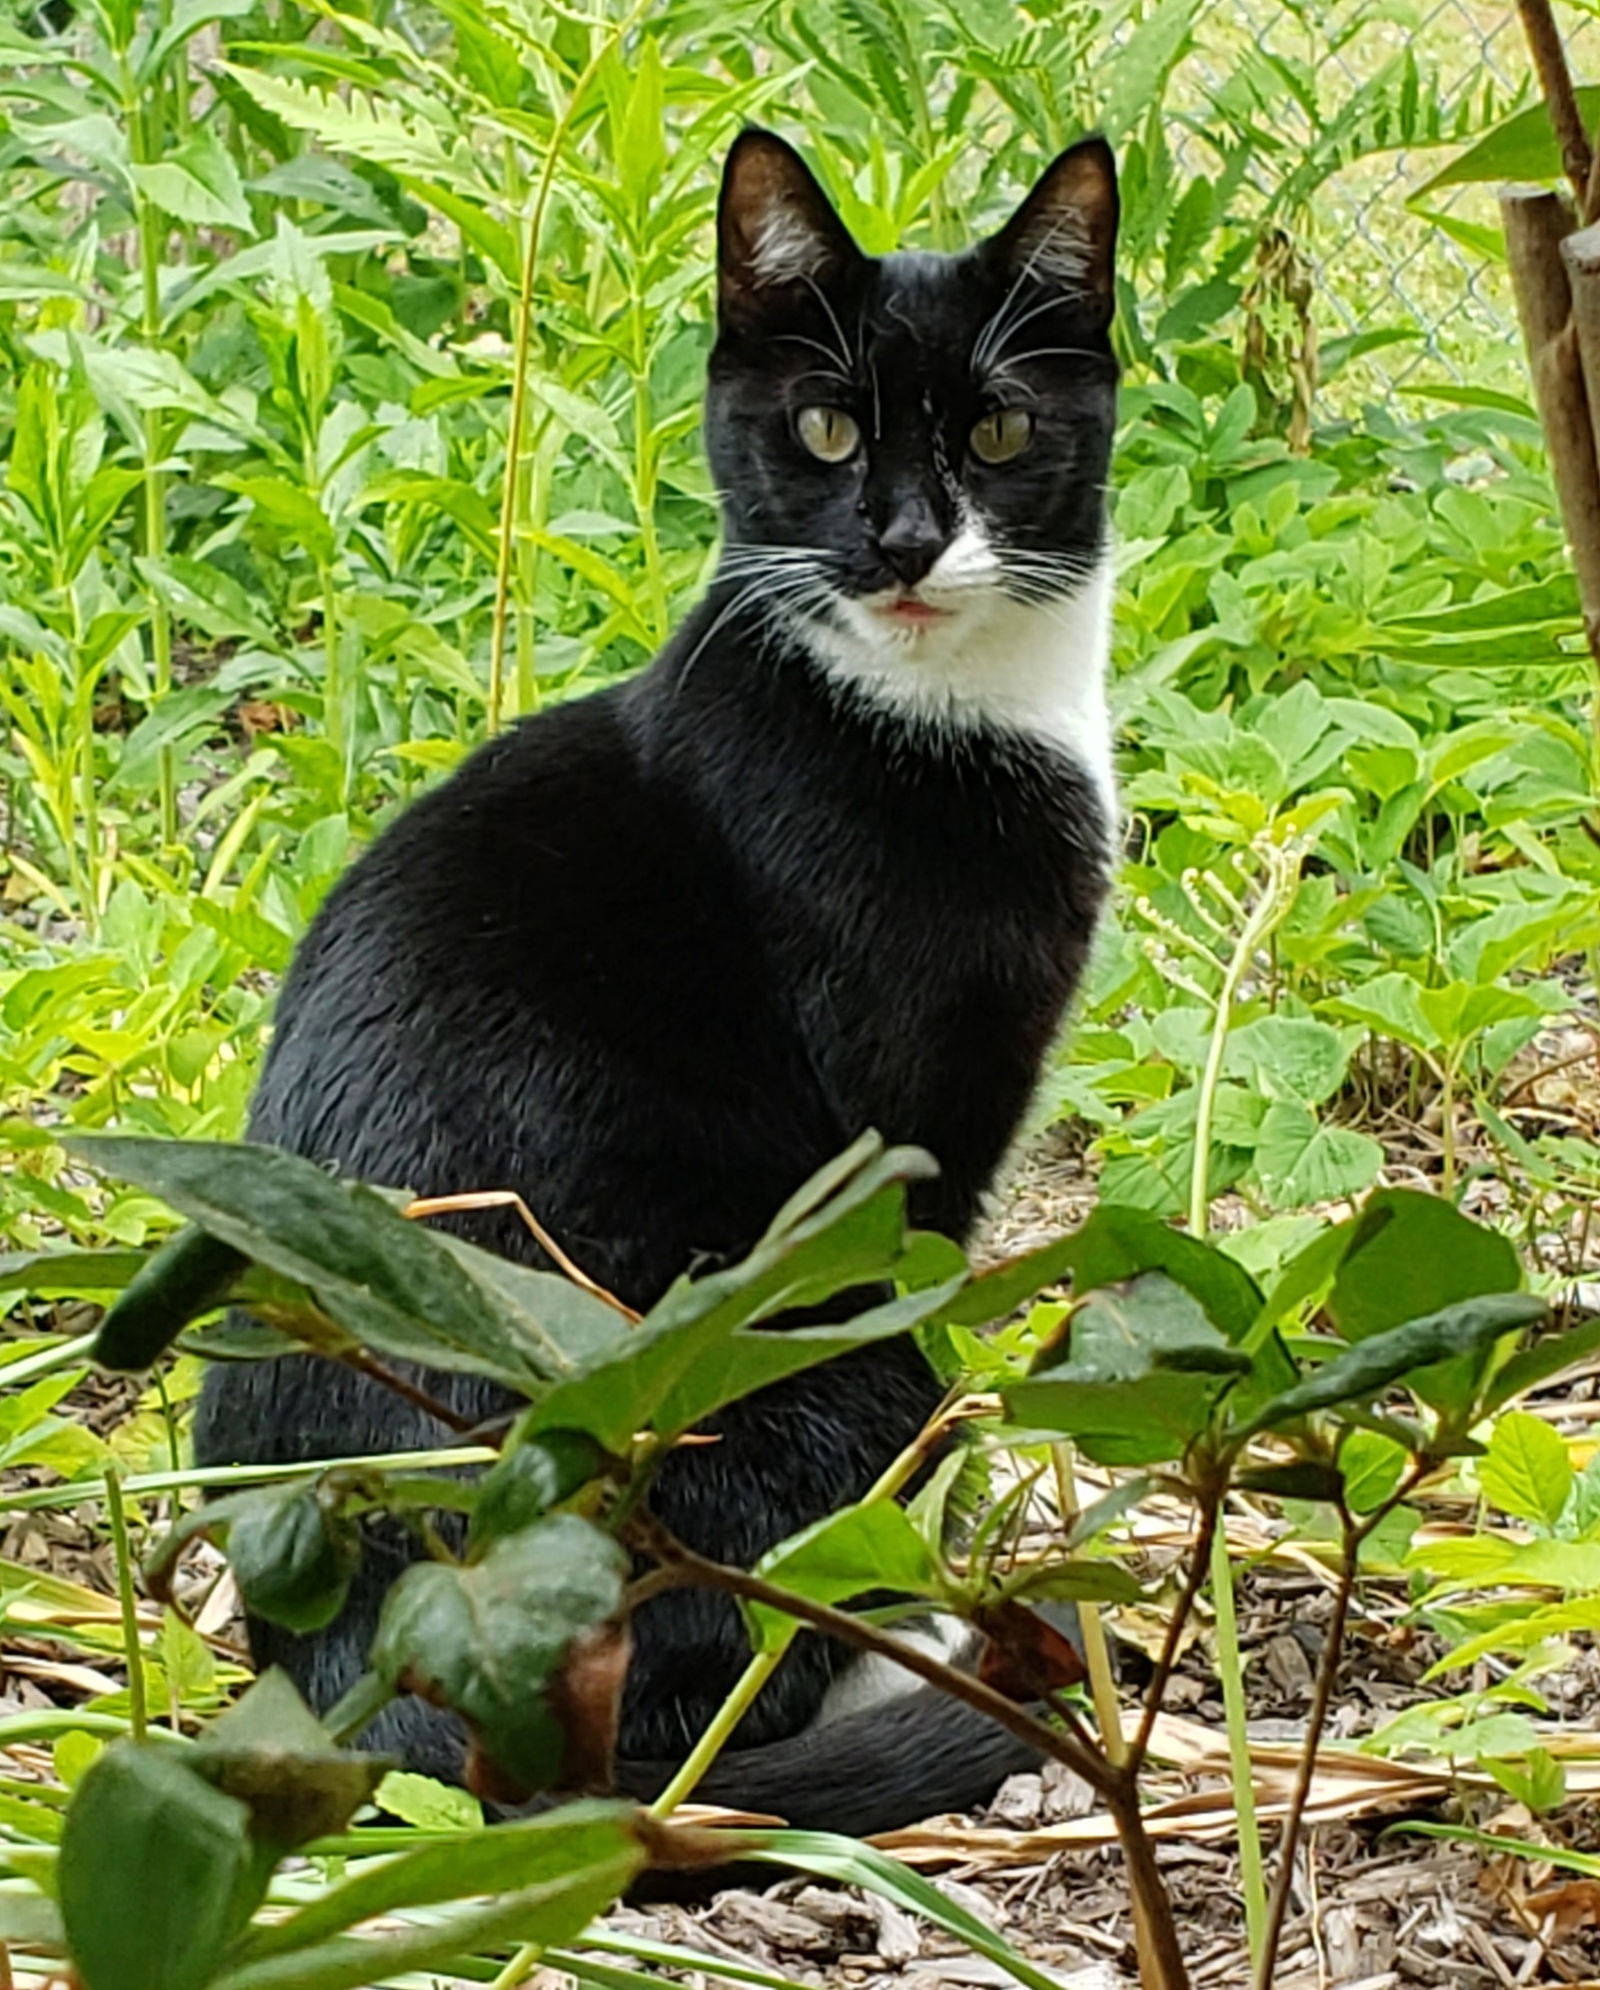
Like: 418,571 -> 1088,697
1501,187 -> 1600,660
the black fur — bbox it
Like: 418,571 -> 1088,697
196,128 -> 1119,1833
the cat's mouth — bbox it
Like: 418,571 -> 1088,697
874,591 -> 954,631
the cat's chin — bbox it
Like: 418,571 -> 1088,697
784,555 -> 1118,813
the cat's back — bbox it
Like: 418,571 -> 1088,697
249,675 -> 802,1240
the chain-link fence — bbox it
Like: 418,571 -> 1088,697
1173,1 -> 1580,412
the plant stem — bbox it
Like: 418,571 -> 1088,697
1516,0 -> 1594,213
626,1512 -> 1116,1796
104,1468 -> 148,1743
123,53 -> 177,848
1051,1443 -> 1124,1762
647,1649 -> 782,1818
488,0 -> 656,733
644,1391 -> 965,1814
1210,1514 -> 1268,1968
1130,1489 -> 1220,1771
320,561 -> 345,798
1188,841 -> 1302,1235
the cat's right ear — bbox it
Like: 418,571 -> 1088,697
717,129 -> 862,330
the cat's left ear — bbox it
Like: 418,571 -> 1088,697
718,128 -> 863,330
989,136 -> 1118,324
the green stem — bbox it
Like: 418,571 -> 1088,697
1051,1443 -> 1124,1761
104,1469 -> 148,1743
487,0 -> 657,732
1188,842 -> 1303,1235
319,560 -> 345,795
1210,1517 -> 1268,1968
647,1648 -> 782,1818
125,57 -> 177,849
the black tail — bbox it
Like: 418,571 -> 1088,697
615,1686 -> 1042,1838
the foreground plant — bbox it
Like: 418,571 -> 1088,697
0,1130 -> 1586,1990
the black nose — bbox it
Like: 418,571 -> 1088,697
879,502 -> 945,586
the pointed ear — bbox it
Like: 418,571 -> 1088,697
718,128 -> 862,329
990,136 -> 1118,322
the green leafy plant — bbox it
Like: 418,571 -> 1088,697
0,1133 -> 1585,1990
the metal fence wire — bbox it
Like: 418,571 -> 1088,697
1173,0 -> 1588,411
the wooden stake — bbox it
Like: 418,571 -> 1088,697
1501,186 -> 1600,660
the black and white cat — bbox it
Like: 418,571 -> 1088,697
196,128 -> 1120,1836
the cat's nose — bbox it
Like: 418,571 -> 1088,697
878,502 -> 945,587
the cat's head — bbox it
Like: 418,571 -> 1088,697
704,128 -> 1118,672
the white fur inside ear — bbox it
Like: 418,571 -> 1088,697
794,532 -> 1119,822
1015,211 -> 1091,285
751,203 -> 829,286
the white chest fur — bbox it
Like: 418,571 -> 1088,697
794,536 -> 1118,816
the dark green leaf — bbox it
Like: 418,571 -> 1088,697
192,1670 -> 391,1848
226,1489 -> 362,1633
372,1514 -> 628,1802
1239,1292 -> 1547,1437
92,1226 -> 247,1372
67,1136 -> 571,1390
1328,1188 -> 1521,1343
468,1427 -> 608,1553
745,1501 -> 939,1653
1005,1273 -> 1251,1465
60,1745 -> 266,1990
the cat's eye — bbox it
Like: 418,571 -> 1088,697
797,405 -> 861,464
970,408 -> 1034,465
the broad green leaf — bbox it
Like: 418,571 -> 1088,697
192,1670 -> 390,1848
1224,1016 -> 1353,1107
371,1770 -> 480,1831
208,1827 -> 646,1990
0,1248 -> 151,1297
1478,1411 -> 1572,1529
1252,1104 -> 1382,1208
526,1139 -> 946,1449
745,1501 -> 939,1653
468,1427 -> 607,1553
224,1489 -> 362,1633
1005,1273 -> 1253,1465
372,1515 -> 627,1801
231,1800 -> 640,1965
1483,1313 -> 1600,1414
132,129 -> 253,232
1328,1188 -> 1521,1344
1238,1292 -> 1546,1437
67,1136 -> 575,1390
60,1746 -> 265,1990
1320,971 -> 1435,1050
1415,89 -> 1600,196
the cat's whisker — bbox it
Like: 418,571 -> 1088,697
975,290 -> 1065,377
801,273 -> 856,380
990,346 -> 1102,372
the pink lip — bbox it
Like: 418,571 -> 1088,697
880,596 -> 950,628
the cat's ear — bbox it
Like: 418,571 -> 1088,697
718,128 -> 862,329
989,136 -> 1118,322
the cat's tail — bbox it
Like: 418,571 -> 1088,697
614,1686 -> 1042,1839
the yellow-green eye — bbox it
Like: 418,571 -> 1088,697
797,406 -> 861,464
970,408 -> 1034,465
